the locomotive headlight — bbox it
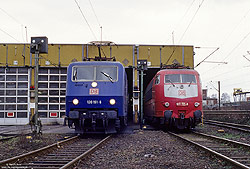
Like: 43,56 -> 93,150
109,99 -> 116,105
194,102 -> 200,107
164,102 -> 170,107
73,99 -> 79,105
91,81 -> 98,88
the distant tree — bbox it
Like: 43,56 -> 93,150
221,93 -> 231,103
211,94 -> 217,98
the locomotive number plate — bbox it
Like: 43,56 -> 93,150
176,102 -> 189,107
89,88 -> 99,95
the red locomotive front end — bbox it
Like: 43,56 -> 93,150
145,69 -> 202,130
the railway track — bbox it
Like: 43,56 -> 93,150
0,135 -> 111,169
204,120 -> 250,133
0,125 -> 64,136
0,135 -> 18,142
169,131 -> 250,169
0,125 -> 67,142
0,125 -> 30,135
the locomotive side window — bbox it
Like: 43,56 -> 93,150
155,75 -> 160,85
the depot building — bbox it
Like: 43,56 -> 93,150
0,41 -> 194,125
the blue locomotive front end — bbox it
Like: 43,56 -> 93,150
66,61 -> 128,134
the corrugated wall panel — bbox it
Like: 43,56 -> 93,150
0,44 -> 194,68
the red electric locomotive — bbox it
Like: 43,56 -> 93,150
144,68 -> 202,130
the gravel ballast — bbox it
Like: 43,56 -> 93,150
77,130 -> 232,169
0,133 -> 70,161
0,125 -> 242,168
196,124 -> 250,144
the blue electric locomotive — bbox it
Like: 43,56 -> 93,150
66,61 -> 128,134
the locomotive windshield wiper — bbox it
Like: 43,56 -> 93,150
101,71 -> 114,83
166,79 -> 175,87
188,81 -> 193,87
73,68 -> 77,80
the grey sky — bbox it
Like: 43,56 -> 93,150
1,0 -> 250,99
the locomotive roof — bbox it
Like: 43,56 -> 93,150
159,68 -> 197,72
68,61 -> 123,67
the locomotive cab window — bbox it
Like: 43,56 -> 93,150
72,66 -> 118,82
165,74 -> 196,84
165,74 -> 180,83
96,66 -> 117,81
73,67 -> 94,81
182,74 -> 196,83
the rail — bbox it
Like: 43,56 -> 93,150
0,136 -> 79,167
0,135 -> 111,169
60,135 -> 112,169
204,120 -> 250,133
168,131 -> 250,169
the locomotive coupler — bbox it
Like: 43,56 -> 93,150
81,118 -> 85,130
92,113 -> 97,131
115,118 -> 120,129
102,119 -> 105,128
160,118 -> 165,125
180,113 -> 185,120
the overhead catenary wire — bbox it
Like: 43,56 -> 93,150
74,0 -> 97,40
243,54 -> 250,62
203,67 -> 250,95
202,66 -> 246,82
203,70 -> 250,91
88,0 -> 104,41
208,81 -> 219,91
0,7 -> 23,25
201,29 -> 250,77
220,7 -> 250,47
200,7 -> 250,76
195,47 -> 219,68
178,0 -> 205,44
223,80 -> 250,88
0,7 -> 27,42
166,0 -> 205,65
179,0 -> 197,26
203,61 -> 227,64
167,0 -> 196,43
192,6 -> 250,92
215,70 -> 250,83
88,0 -> 101,28
0,27 -> 20,42
222,30 -> 250,62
